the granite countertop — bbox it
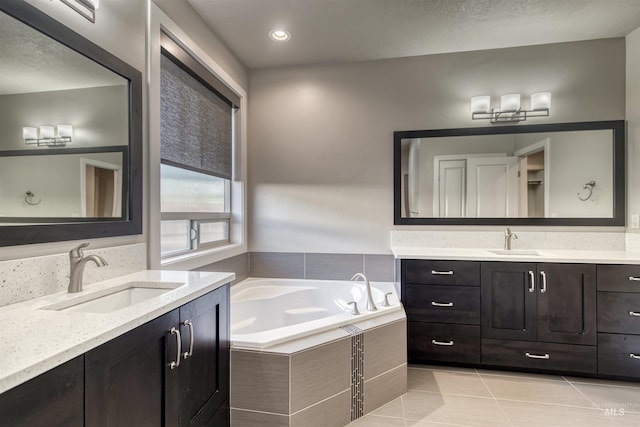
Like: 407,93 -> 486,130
0,270 -> 234,394
391,247 -> 640,264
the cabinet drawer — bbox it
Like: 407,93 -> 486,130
408,322 -> 480,364
403,260 -> 480,286
597,292 -> 640,334
597,265 -> 640,292
405,285 -> 480,325
598,333 -> 640,378
481,339 -> 597,374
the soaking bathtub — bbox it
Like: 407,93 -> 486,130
230,277 -> 402,349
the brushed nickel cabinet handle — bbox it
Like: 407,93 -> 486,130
528,270 -> 535,293
431,301 -> 454,307
629,311 -> 640,317
169,327 -> 182,370
431,270 -> 454,275
630,353 -> 640,359
431,340 -> 454,346
525,352 -> 550,360
540,271 -> 547,294
182,320 -> 194,360
629,276 -> 640,282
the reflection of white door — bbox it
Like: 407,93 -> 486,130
466,157 -> 519,217
437,160 -> 466,217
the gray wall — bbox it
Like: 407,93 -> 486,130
248,38 -> 626,254
628,27 -> 640,232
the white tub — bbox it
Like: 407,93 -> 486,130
230,277 -> 402,349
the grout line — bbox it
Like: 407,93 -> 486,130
565,379 -> 604,410
475,369 -> 516,426
494,397 -> 603,410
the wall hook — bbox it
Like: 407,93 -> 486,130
24,191 -> 42,205
577,181 -> 596,201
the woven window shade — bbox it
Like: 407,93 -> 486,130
160,53 -> 232,179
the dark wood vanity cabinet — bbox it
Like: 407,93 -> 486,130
596,265 -> 640,377
85,285 -> 230,427
0,356 -> 84,427
402,260 -> 481,364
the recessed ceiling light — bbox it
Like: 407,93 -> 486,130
269,28 -> 291,42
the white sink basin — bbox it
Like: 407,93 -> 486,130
489,249 -> 543,256
43,281 -> 184,313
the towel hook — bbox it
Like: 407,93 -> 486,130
24,190 -> 42,206
577,181 -> 596,201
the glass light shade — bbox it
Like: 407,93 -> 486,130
78,0 -> 99,10
56,124 -> 73,138
530,92 -> 551,111
470,96 -> 491,113
39,125 -> 55,139
23,126 -> 38,140
500,94 -> 521,112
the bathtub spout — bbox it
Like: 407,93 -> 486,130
351,273 -> 378,312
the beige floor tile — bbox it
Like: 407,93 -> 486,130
408,369 -> 492,398
406,420 -> 465,427
498,400 -> 617,427
612,410 -> 640,426
565,375 -> 640,388
571,383 -> 640,413
370,396 -> 405,418
476,367 -> 566,382
347,414 -> 406,426
402,391 -> 511,426
482,374 -> 596,408
409,364 -> 476,374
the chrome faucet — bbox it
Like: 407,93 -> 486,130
351,273 -> 377,312
504,227 -> 518,250
68,243 -> 108,293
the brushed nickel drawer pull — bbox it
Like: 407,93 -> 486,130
540,271 -> 547,294
525,352 -> 550,360
182,320 -> 194,360
630,353 -> 640,359
431,270 -> 454,275
629,276 -> 640,281
169,327 -> 182,370
431,301 -> 454,307
431,340 -> 454,346
629,311 -> 640,317
528,270 -> 535,293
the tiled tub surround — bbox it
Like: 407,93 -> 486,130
231,314 -> 407,427
0,269 -> 234,394
0,243 -> 146,307
229,277 -> 407,426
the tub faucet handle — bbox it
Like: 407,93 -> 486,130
382,292 -> 393,307
347,301 -> 360,316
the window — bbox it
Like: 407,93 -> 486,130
159,33 -> 239,258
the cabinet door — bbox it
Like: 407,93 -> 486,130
481,262 -> 537,341
537,263 -> 596,345
0,356 -> 83,427
85,310 -> 180,427
179,284 -> 230,426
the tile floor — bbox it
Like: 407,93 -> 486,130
348,365 -> 640,427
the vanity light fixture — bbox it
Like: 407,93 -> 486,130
269,28 -> 291,42
23,124 -> 73,147
471,92 -> 551,123
59,0 -> 99,23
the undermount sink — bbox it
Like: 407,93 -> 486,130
43,281 -> 184,313
489,249 -> 543,256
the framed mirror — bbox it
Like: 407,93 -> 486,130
0,1 -> 142,246
394,120 -> 625,226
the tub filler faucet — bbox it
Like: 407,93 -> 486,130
68,242 -> 108,293
351,273 -> 377,312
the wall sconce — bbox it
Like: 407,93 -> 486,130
23,125 -> 73,147
471,92 -> 551,123
59,0 -> 99,23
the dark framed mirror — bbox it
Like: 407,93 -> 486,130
0,0 -> 142,246
394,120 -> 625,226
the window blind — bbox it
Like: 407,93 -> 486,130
160,45 -> 233,180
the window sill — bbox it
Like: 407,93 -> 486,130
160,242 -> 245,271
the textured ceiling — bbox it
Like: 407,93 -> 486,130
187,0 -> 640,69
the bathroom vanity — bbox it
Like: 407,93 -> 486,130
0,270 -> 233,427
397,250 -> 640,380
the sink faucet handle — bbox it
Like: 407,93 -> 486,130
70,242 -> 91,258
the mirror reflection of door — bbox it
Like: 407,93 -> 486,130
515,138 -> 550,218
81,158 -> 122,218
466,156 -> 518,217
